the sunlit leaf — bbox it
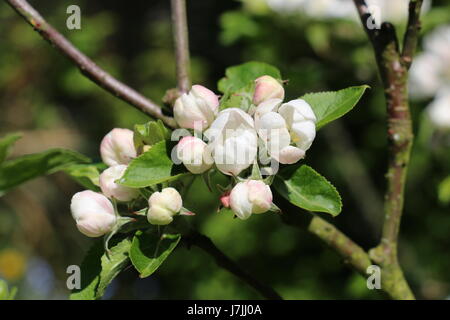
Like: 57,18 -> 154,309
273,165 -> 342,216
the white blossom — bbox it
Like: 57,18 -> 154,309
205,108 -> 258,176
427,89 -> 450,130
256,98 -> 316,164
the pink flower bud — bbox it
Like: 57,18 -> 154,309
99,165 -> 139,202
220,191 -> 231,208
147,187 -> 183,225
174,85 -> 219,130
253,75 -> 285,106
176,136 -> 213,174
229,180 -> 273,220
100,128 -> 137,167
70,190 -> 117,237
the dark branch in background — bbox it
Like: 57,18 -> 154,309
352,0 -> 424,300
5,0 -> 177,128
183,231 -> 283,300
171,0 -> 191,93
323,121 -> 383,239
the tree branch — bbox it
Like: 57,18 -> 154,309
5,0 -> 177,128
183,231 -> 283,300
281,212 -> 372,276
352,0 -> 425,300
170,0 -> 191,94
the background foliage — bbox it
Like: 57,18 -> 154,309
0,0 -> 449,299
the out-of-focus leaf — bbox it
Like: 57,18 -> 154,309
273,165 -> 342,216
0,279 -> 17,300
130,230 -> 181,278
438,176 -> 450,205
0,132 -> 22,163
301,85 -> 369,129
0,149 -> 90,195
220,11 -> 259,46
119,141 -> 186,188
64,164 -> 102,191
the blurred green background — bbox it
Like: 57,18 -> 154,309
0,0 -> 449,299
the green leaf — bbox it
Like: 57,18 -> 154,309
218,61 -> 282,94
273,165 -> 342,216
119,141 -> 186,188
134,120 -> 171,153
0,132 -> 22,163
0,149 -> 90,195
70,238 -> 131,300
130,230 -> 181,278
301,85 -> 369,130
218,62 -> 282,111
64,164 -> 102,191
96,237 -> 132,298
438,176 -> 450,205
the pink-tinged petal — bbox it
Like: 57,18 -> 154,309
100,128 -> 136,167
70,190 -> 116,237
253,75 -> 285,106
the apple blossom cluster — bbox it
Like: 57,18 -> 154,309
173,75 -> 316,217
70,74 -> 318,238
174,75 -> 317,176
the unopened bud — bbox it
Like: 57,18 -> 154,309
174,85 -> 219,130
220,191 -> 231,208
147,187 -> 183,225
253,75 -> 285,106
229,180 -> 273,220
100,128 -> 137,167
99,165 -> 139,202
176,136 -> 213,174
70,190 -> 117,237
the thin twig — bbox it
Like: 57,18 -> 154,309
170,0 -> 191,93
402,0 -> 424,68
184,231 -> 283,300
5,0 -> 177,128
